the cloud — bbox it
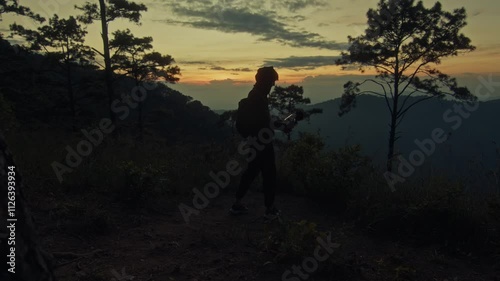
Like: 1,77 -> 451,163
262,55 -> 341,70
179,60 -> 211,65
347,22 -> 366,27
180,61 -> 252,72
210,66 -> 226,71
231,67 -> 252,72
155,0 -> 348,50
475,44 -> 500,56
193,64 -> 253,71
200,0 -> 328,13
209,65 -> 252,72
471,9 -> 483,17
289,15 -> 306,22
207,78 -> 247,85
279,0 -> 328,12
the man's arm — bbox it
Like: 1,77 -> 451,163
255,97 -> 271,130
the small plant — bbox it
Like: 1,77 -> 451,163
393,265 -> 416,281
262,218 -> 327,262
116,160 -> 167,208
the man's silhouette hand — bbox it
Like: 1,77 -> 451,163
273,120 -> 286,128
283,124 -> 293,134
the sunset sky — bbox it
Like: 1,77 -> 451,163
2,0 -> 499,109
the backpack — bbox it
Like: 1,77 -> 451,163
235,97 -> 260,137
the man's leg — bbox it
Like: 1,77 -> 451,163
261,143 -> 277,209
235,150 -> 261,201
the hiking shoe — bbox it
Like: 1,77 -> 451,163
264,206 -> 281,220
230,203 -> 249,215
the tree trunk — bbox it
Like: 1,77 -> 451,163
0,132 -> 56,281
136,81 -> 143,142
66,64 -> 76,132
99,0 -> 117,137
387,68 -> 400,172
387,108 -> 397,172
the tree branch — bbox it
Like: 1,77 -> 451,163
91,47 -> 104,57
358,90 -> 385,97
397,95 -> 434,119
383,79 -> 394,99
398,61 -> 429,99
357,79 -> 393,115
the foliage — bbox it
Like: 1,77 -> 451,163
263,218 -> 328,262
10,15 -> 94,65
0,0 -> 44,26
279,132 -> 325,191
0,39 -> 73,126
269,85 -> 311,114
277,131 -> 500,253
75,0 -> 147,25
217,110 -> 237,132
110,29 -> 180,83
279,132 -> 373,211
10,15 -> 96,131
116,160 -> 167,208
0,92 -> 18,132
351,175 -> 497,254
268,85 -> 322,140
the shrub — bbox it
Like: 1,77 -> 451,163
279,132 -> 373,212
114,160 -> 172,209
358,176 -> 492,254
262,218 -> 327,263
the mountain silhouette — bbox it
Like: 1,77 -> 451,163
295,95 -> 500,177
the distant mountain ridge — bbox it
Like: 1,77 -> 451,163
296,95 -> 500,174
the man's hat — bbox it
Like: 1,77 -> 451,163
255,66 -> 279,83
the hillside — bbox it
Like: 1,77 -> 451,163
295,95 -> 500,176
0,38 -> 229,144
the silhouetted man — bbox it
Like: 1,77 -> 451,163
230,66 -> 281,219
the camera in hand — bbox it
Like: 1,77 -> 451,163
283,108 -> 305,124
274,109 -> 305,133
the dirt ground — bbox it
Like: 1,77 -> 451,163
32,189 -> 500,281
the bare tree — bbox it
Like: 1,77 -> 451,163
336,0 -> 476,172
